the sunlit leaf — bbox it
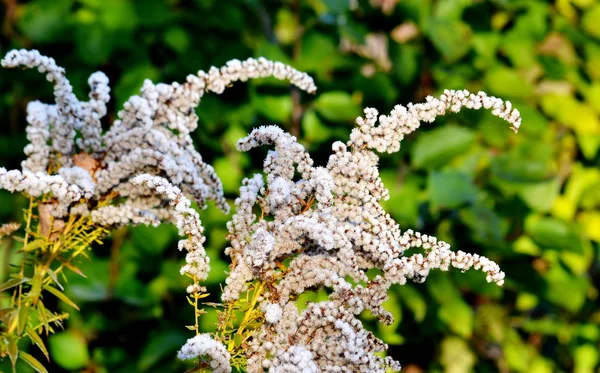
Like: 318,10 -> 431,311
43,285 -> 80,310
26,327 -> 50,361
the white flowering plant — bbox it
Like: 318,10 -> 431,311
0,49 -> 520,372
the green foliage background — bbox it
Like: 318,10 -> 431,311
0,0 -> 599,372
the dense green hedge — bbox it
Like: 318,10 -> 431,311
0,0 -> 599,372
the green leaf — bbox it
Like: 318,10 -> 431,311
0,277 -> 30,293
43,285 -> 80,310
58,258 -> 87,278
20,350 -> 48,373
426,271 -> 462,304
518,178 -> 561,212
26,327 -> 49,361
46,268 -> 63,291
99,0 -> 138,31
460,203 -> 506,244
252,95 -> 292,123
17,0 -> 72,44
393,45 -> 421,85
214,157 -> 242,194
582,4 -> 600,39
114,64 -> 160,109
425,19 -> 472,62
18,303 -> 29,335
322,0 -> 350,14
397,285 -> 427,322
525,216 -> 583,253
130,224 -> 175,256
439,299 -> 473,337
74,24 -> 115,65
274,9 -> 297,45
302,109 -> 330,143
490,142 -> 556,183
138,330 -> 187,371
164,27 -> 190,54
377,291 -> 403,344
22,239 -> 46,252
37,300 -> 49,334
8,336 -> 18,372
574,344 -> 599,372
411,125 -> 476,169
297,32 -> 343,76
428,171 -> 477,209
543,263 -> 588,312
440,336 -> 476,373
484,66 -> 533,98
313,91 -> 361,123
49,331 -> 89,370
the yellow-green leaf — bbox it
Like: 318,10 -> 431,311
43,285 -> 79,310
58,259 -> 87,278
46,268 -> 63,291
26,326 -> 49,361
37,300 -> 49,335
22,239 -> 47,252
30,270 -> 43,304
8,337 -> 18,372
0,277 -> 30,293
18,303 -> 29,335
19,351 -> 49,373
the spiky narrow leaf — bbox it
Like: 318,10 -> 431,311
58,258 -> 87,277
26,326 -> 50,360
18,303 -> 30,335
0,277 -> 29,292
21,239 -> 47,252
37,300 -> 49,335
46,268 -> 63,290
20,351 -> 49,373
43,285 -> 79,310
30,270 -> 43,304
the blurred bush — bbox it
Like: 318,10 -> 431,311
0,0 -> 598,372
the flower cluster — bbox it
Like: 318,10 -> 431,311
221,90 -> 519,371
1,49 -> 521,372
0,49 -> 315,282
177,334 -> 231,373
0,49 -> 317,371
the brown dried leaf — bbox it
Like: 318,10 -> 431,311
38,203 -> 53,238
73,152 -> 99,179
49,218 -> 65,241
